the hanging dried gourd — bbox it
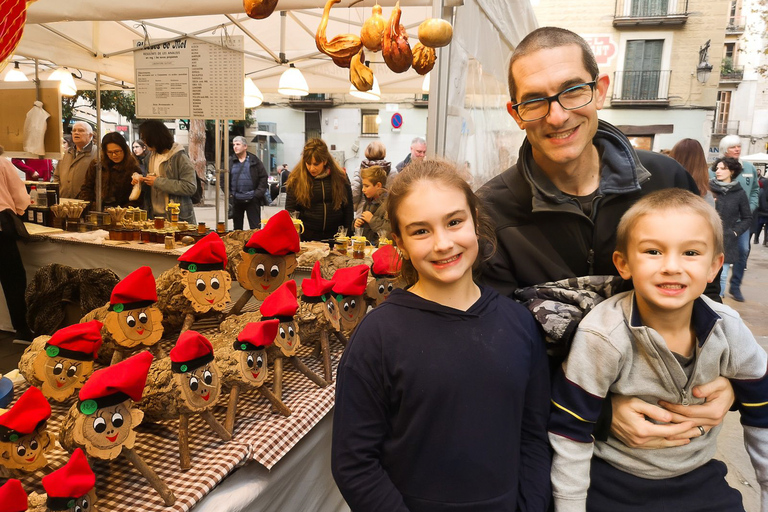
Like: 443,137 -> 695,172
350,49 -> 374,92
316,0 -> 363,69
412,43 -> 436,75
417,18 -> 453,48
382,1 -> 412,73
243,0 -> 279,20
361,3 -> 387,52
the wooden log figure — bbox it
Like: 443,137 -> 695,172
261,280 -> 328,401
58,351 -> 176,506
41,448 -> 98,512
297,261 -> 341,382
221,320 -> 291,433
0,479 -> 28,512
332,264 -> 370,332
365,245 -> 405,307
231,210 -> 300,315
0,387 -> 54,474
177,232 -> 232,331
139,331 -> 230,470
101,266 -> 164,365
18,321 -> 103,403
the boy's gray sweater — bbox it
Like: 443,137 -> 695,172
549,291 -> 768,512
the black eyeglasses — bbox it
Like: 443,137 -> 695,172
511,81 -> 597,122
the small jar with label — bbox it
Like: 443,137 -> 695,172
335,236 -> 349,255
217,221 -> 226,234
165,235 -> 175,250
351,236 -> 366,259
154,217 -> 165,229
197,222 -> 207,234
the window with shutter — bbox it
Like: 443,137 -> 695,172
622,40 -> 663,100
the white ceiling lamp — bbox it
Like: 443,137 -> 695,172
422,73 -> 430,93
49,67 -> 77,96
278,64 -> 308,97
349,74 -> 381,101
244,77 -> 263,108
4,62 -> 28,82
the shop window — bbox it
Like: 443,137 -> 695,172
361,110 -> 379,136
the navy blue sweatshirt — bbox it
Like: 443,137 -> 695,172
332,286 -> 552,512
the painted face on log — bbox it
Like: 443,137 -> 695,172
34,354 -> 93,402
1,430 -> 52,470
103,307 -> 164,348
322,296 -> 341,331
74,401 -> 143,459
275,320 -> 300,356
181,269 -> 232,312
338,295 -> 366,330
175,363 -> 221,410
68,489 -> 97,512
237,253 -> 298,301
366,277 -> 402,306
237,349 -> 268,386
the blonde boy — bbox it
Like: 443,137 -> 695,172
549,188 -> 768,512
354,166 -> 390,244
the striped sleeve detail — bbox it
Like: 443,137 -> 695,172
548,368 -> 605,443
733,361 -> 768,428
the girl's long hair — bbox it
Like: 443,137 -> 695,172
386,159 -> 496,286
286,138 -> 350,210
669,138 -> 710,196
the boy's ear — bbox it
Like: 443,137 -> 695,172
708,253 -> 725,283
612,250 -> 632,280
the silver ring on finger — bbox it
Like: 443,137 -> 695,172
697,425 -> 705,437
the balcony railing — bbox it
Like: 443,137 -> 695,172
713,119 -> 740,135
614,0 -> 689,26
720,65 -> 744,81
611,70 -> 671,104
726,16 -> 746,33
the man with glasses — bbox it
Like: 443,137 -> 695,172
54,121 -> 97,198
479,27 -> 733,452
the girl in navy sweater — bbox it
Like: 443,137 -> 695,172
331,160 -> 552,511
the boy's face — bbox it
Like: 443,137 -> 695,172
613,210 -> 723,320
361,178 -> 382,199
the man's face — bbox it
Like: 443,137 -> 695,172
411,142 -> 427,161
507,45 -> 608,176
725,145 -> 741,159
71,124 -> 93,150
233,140 -> 247,157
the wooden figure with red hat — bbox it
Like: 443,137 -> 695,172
18,321 -> 103,403
177,232 -> 233,331
366,245 -> 405,307
297,261 -> 341,382
231,211 -> 300,315
0,479 -> 28,512
0,387 -> 54,474
59,351 -> 176,506
102,266 -> 164,365
41,448 -> 98,512
218,320 -> 291,434
139,331 -> 231,470
262,280 -> 328,404
332,264 -> 370,332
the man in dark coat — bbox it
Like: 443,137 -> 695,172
229,136 -> 268,230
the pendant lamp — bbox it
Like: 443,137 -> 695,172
349,75 -> 381,101
278,64 -> 308,96
4,62 -> 27,82
49,67 -> 77,96
244,77 -> 264,108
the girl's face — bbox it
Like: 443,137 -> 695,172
133,143 -> 145,156
715,162 -> 732,183
362,178 -> 382,199
393,180 -> 478,290
106,143 -> 125,164
306,158 -> 327,178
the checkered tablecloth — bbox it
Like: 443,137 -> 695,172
8,321 -> 343,511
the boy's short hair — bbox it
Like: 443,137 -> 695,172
360,166 -> 388,187
616,188 -> 723,257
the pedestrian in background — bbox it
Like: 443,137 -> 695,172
670,138 -> 714,206
228,136 -> 268,230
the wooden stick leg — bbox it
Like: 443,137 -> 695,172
257,385 -> 292,416
290,356 -> 329,387
122,447 -> 176,506
227,290 -> 252,317
180,313 -> 196,334
320,330 -> 332,383
110,349 -> 126,366
272,357 -> 283,408
225,385 -> 239,434
333,330 -> 348,347
178,413 -> 191,470
200,409 -> 232,441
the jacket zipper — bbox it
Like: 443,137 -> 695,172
322,179 -> 327,231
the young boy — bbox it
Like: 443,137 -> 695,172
353,165 -> 390,245
549,188 -> 768,512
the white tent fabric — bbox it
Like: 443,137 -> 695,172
742,152 -> 768,162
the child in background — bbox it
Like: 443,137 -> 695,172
353,165 -> 390,245
549,188 -> 768,512
332,160 -> 551,512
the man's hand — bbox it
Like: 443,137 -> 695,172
658,376 -> 735,428
611,395 -> 694,448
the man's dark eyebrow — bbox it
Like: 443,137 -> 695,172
519,77 -> 592,102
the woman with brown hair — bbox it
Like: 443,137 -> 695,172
78,132 -> 142,208
285,138 -> 353,242
669,138 -> 714,206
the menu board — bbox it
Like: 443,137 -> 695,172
134,36 -> 244,120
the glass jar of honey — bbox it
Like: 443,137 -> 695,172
351,236 -> 366,259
